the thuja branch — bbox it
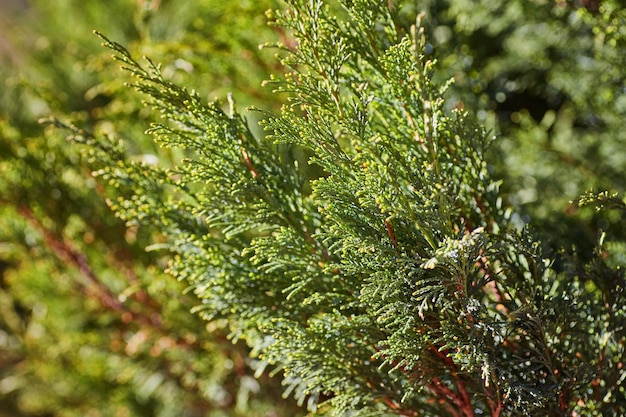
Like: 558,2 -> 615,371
66,1 -> 626,416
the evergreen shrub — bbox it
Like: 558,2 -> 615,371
51,0 -> 624,416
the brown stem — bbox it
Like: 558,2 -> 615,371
381,396 -> 419,416
426,380 -> 463,417
18,205 -> 212,352
19,205 -> 126,312
385,218 -> 398,248
241,147 -> 259,179
487,393 -> 502,417
13,207 -> 215,341
427,346 -> 475,416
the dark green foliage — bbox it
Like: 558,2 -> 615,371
428,0 -> 626,255
50,1 -> 625,416
3,0 -> 625,416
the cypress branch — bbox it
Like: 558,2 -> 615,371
52,1 -> 626,416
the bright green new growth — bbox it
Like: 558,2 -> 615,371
59,1 -> 624,416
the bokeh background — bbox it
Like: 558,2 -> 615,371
1,1 -> 299,416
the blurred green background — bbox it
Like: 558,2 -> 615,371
0,1 -> 301,416
0,0 -> 624,416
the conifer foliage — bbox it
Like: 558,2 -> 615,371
60,1 -> 624,416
